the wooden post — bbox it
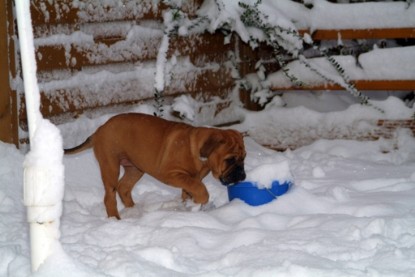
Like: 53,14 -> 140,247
0,0 -> 18,146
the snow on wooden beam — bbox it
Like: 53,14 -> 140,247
35,32 -> 232,72
265,45 -> 415,92
30,0 -> 203,24
18,66 -> 235,122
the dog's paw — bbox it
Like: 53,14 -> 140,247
200,202 -> 216,211
160,199 -> 184,211
119,206 -> 142,218
184,199 -> 202,211
183,200 -> 216,212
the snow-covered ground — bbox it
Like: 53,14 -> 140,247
3,0 -> 415,276
2,95 -> 415,276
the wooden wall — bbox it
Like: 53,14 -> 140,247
3,0 -> 253,147
3,1 -> 412,149
0,0 -> 18,146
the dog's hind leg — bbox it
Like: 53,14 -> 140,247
118,166 -> 143,208
96,154 -> 121,219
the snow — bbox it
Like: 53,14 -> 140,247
265,46 -> 415,89
200,0 -> 415,33
245,160 -> 293,189
308,1 -> 415,30
4,0 -> 415,275
23,119 -> 65,221
232,95 -> 415,150
154,10 -> 175,93
37,57 -> 215,115
2,94 -> 415,276
72,0 -> 156,23
171,94 -> 199,121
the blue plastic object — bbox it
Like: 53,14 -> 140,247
227,180 -> 292,206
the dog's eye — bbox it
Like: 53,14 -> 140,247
225,157 -> 236,165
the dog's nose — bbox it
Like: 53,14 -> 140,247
235,164 -> 246,181
220,164 -> 246,186
239,171 -> 246,181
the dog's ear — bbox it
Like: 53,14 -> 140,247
200,132 -> 224,158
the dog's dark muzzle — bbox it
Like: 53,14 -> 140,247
220,164 -> 246,186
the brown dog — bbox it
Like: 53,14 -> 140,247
65,113 -> 246,219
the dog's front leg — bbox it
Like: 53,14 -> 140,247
179,165 -> 210,203
181,190 -> 192,202
104,186 -> 120,219
169,174 -> 209,204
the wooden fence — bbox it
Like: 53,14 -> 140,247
1,0 -> 414,149
1,0 -> 244,147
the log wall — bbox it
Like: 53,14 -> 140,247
5,0 -> 242,147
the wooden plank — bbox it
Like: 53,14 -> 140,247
270,80 -> 415,91
35,32 -> 233,72
35,38 -> 161,72
18,87 -> 235,131
300,28 -> 415,40
0,0 -> 18,146
30,0 -> 203,25
19,66 -> 235,119
33,27 -> 415,73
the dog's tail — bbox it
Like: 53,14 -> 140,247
64,136 -> 93,154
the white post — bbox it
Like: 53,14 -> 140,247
14,0 -> 40,138
15,0 -> 64,272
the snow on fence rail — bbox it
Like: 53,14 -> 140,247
265,26 -> 415,91
266,44 -> 415,91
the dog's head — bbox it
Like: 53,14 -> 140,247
200,129 -> 246,186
